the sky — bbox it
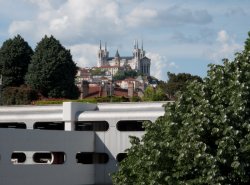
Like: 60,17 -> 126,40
0,0 -> 249,81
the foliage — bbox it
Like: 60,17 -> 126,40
147,75 -> 159,84
111,96 -> 130,102
143,86 -> 167,101
113,33 -> 250,184
90,68 -> 105,76
2,85 -> 38,105
25,35 -> 79,99
0,35 -> 33,88
113,71 -> 126,80
113,70 -> 138,81
33,98 -> 96,105
33,96 -> 129,105
131,96 -> 141,102
160,72 -> 202,100
245,31 -> 250,51
125,70 -> 138,78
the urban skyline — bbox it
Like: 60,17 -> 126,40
0,0 -> 250,80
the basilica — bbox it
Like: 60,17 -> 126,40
97,40 -> 151,76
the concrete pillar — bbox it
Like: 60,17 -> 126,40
128,83 -> 134,98
80,81 -> 89,99
63,102 -> 97,131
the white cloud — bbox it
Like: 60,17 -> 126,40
146,52 -> 178,80
125,7 -> 157,27
158,6 -> 212,26
68,44 -> 98,68
125,5 -> 212,28
8,20 -> 33,36
205,30 -> 242,63
169,62 -> 178,68
8,0 -> 124,44
216,30 -> 229,43
49,16 -> 69,31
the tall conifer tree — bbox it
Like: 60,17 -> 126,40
25,35 -> 79,99
0,35 -> 33,87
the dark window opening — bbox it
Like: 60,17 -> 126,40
34,122 -> 64,130
76,152 -> 109,164
33,153 -> 52,163
75,121 -> 109,131
117,120 -> 150,131
76,152 -> 93,164
11,152 -> 26,164
51,152 -> 65,164
116,153 -> 127,162
33,152 -> 65,164
0,122 -> 26,129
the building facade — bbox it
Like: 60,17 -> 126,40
0,102 -> 166,185
97,41 -> 151,76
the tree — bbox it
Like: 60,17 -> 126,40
125,70 -> 138,78
25,35 -> 79,99
0,35 -> 33,88
2,85 -> 38,105
112,33 -> 250,184
245,31 -> 250,51
113,71 -> 125,80
90,68 -> 105,76
143,86 -> 167,101
161,72 -> 202,100
143,86 -> 155,101
113,70 -> 138,81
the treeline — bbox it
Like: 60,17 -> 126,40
143,72 -> 202,101
0,35 -> 79,105
0,34 -> 202,105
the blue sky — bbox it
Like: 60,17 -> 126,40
0,0 -> 249,81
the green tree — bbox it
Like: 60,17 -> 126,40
0,35 -> 33,88
113,71 -> 125,80
245,31 -> 250,51
113,33 -> 250,184
90,68 -> 105,76
2,85 -> 38,105
143,86 -> 167,101
161,72 -> 202,100
125,70 -> 138,78
113,70 -> 138,81
143,86 -> 154,101
25,35 -> 79,99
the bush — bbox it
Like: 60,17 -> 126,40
32,96 -> 131,105
1,86 -> 38,105
130,96 -> 141,102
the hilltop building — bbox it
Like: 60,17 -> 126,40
97,41 -> 151,76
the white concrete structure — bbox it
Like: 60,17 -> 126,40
0,102 -> 167,185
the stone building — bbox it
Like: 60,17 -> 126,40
97,41 -> 151,76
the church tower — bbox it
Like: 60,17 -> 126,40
97,41 -> 109,67
140,41 -> 145,58
114,49 -> 120,67
133,40 -> 145,71
96,40 -> 150,76
133,40 -> 140,70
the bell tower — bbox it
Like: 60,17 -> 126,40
115,49 -> 120,67
133,40 -> 144,71
97,41 -> 109,67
